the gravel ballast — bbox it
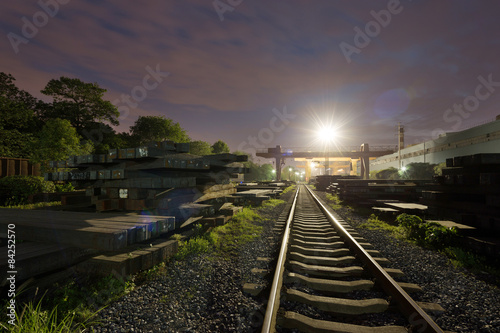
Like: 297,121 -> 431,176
92,193 -> 291,333
93,188 -> 500,332
315,190 -> 500,333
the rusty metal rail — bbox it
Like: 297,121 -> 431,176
261,185 -> 444,333
305,185 -> 442,333
261,186 -> 299,332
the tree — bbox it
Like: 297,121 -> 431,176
40,77 -> 119,135
212,140 -> 230,154
190,140 -> 213,156
83,123 -> 127,153
434,162 -> 446,176
260,164 -> 275,181
0,72 -> 40,158
130,115 -> 190,145
31,118 -> 93,167
373,167 -> 400,180
402,163 -> 437,180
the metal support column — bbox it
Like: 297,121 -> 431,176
274,145 -> 282,181
360,143 -> 370,179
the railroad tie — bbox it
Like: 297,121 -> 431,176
285,288 -> 389,315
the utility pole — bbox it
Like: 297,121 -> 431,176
398,123 -> 404,169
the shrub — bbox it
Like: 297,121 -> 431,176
175,238 -> 211,260
396,213 -> 458,247
55,182 -> 75,193
0,175 -> 56,205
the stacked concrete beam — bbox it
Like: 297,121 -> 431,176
45,141 -> 248,212
421,153 -> 500,234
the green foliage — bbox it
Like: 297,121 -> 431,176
396,213 -> 458,247
0,72 -> 40,158
82,123 -> 126,153
210,208 -> 263,256
55,183 -> 75,193
175,237 -> 211,260
2,201 -> 61,209
232,207 -> 264,224
373,163 -> 439,180
326,193 -> 342,210
44,274 -> 133,325
130,115 -> 190,145
400,163 -> 437,180
372,167 -> 400,180
359,214 -> 400,233
442,247 -> 500,279
282,167 -> 299,181
244,162 -> 275,181
0,176 -> 56,205
189,140 -> 213,156
262,199 -> 285,209
40,77 -> 119,133
434,162 -> 447,176
31,119 -> 93,166
282,185 -> 296,194
2,297 -> 89,333
211,140 -> 230,154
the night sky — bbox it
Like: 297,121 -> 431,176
2,1 -> 500,158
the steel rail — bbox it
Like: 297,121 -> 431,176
305,185 -> 443,333
261,186 -> 299,333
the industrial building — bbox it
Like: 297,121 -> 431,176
371,116 -> 500,172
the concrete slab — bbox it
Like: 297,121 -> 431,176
278,311 -> 407,333
385,202 -> 428,210
285,272 -> 373,293
286,288 -> 388,314
288,260 -> 363,278
426,220 -> 476,231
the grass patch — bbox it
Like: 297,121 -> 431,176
442,247 -> 500,278
1,274 -> 134,332
262,199 -> 285,209
362,213 -> 500,282
1,294 -> 96,333
209,208 -> 264,256
359,214 -> 401,234
173,207 -> 266,260
325,193 -> 342,210
175,237 -> 212,260
1,201 -> 62,209
282,185 -> 296,194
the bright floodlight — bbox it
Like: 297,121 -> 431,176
317,126 -> 336,143
401,166 -> 407,172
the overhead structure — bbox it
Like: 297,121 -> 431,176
256,145 -> 395,180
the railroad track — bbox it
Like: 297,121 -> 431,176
261,185 -> 445,333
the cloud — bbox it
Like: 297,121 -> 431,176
2,0 -> 500,152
